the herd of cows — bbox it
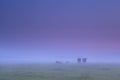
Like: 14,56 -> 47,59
56,57 -> 88,64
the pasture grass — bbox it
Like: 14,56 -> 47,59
0,63 -> 120,80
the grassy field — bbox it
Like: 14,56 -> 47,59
0,63 -> 120,80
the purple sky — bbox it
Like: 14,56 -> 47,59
0,0 -> 120,63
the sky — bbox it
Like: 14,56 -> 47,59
0,0 -> 120,63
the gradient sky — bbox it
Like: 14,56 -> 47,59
0,0 -> 120,63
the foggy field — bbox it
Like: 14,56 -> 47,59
0,64 -> 120,80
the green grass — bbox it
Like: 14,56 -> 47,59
0,63 -> 120,80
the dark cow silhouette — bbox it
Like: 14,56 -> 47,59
82,58 -> 87,63
55,61 -> 62,64
77,58 -> 82,63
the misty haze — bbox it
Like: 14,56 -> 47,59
0,0 -> 120,80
